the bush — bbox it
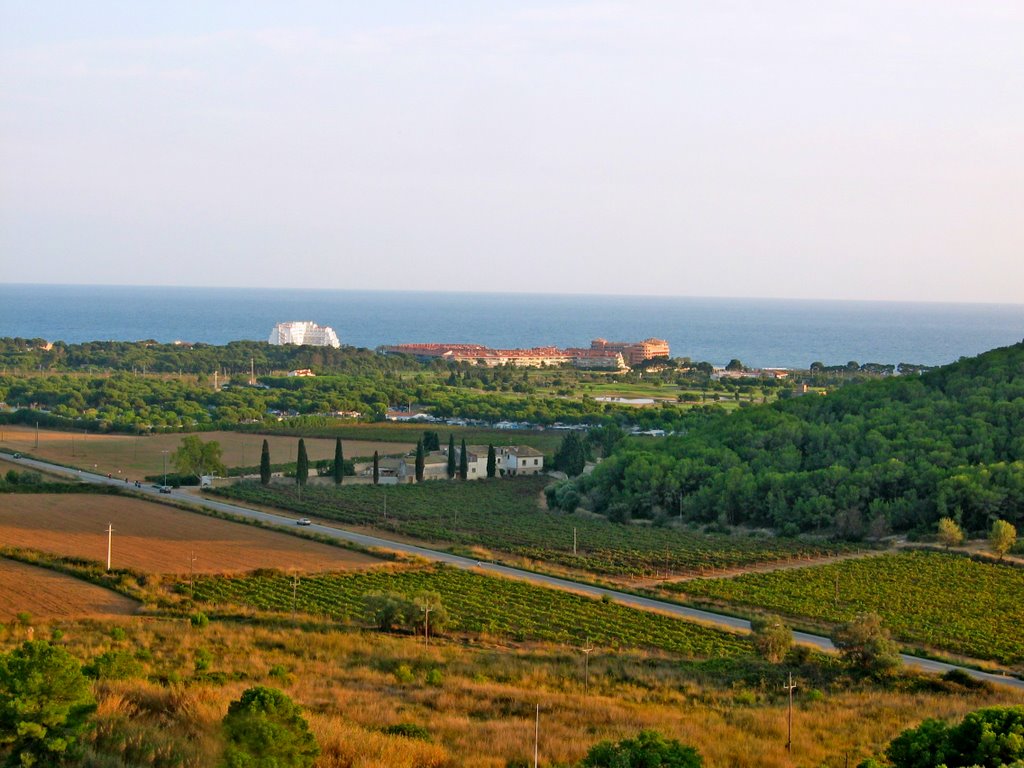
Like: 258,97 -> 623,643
582,730 -> 702,767
221,686 -> 319,768
84,649 -> 144,680
383,722 -> 432,741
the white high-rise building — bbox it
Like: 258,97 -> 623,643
268,321 -> 341,348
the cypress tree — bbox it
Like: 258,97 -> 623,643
415,439 -> 425,482
459,438 -> 469,480
296,439 -> 309,486
446,435 -> 456,479
486,444 -> 496,478
333,438 -> 344,485
372,451 -> 380,485
259,439 -> 271,485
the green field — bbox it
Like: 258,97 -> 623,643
189,564 -> 752,659
211,477 -> 849,578
674,551 -> 1024,666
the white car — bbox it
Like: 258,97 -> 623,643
296,518 -> 312,526
158,486 -> 172,494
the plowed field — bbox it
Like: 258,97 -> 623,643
0,495 -> 382,574
0,557 -> 138,619
0,426 -> 412,479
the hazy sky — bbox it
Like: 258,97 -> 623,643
2,2 -> 1022,302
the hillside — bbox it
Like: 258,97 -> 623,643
573,341 -> 1024,537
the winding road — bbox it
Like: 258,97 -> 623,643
6,452 -> 1023,691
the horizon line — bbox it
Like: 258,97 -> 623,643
2,281 -> 1022,309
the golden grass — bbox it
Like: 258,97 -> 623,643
1,615 -> 1016,768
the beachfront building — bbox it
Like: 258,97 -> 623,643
381,338 -> 666,370
268,321 -> 341,348
588,338 -> 670,366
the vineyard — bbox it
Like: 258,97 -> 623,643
188,563 -> 752,659
675,551 -> 1024,666
212,478 -> 850,578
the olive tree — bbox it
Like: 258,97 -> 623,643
831,613 -> 901,676
750,615 -> 792,664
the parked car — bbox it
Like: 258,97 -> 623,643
159,486 -> 172,494
296,518 -> 312,526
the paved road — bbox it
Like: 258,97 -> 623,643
6,452 -> 1023,691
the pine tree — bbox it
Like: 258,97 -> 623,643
459,438 -> 469,480
333,438 -> 344,485
296,439 -> 308,486
415,439 -> 425,482
486,444 -> 496,478
260,439 -> 271,486
446,435 -> 456,479
372,451 -> 380,485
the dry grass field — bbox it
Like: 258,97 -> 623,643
1,615 -> 1015,768
0,494 -> 382,574
0,425 -> 413,479
0,557 -> 138,620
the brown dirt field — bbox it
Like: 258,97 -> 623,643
0,557 -> 138,620
0,495 -> 383,574
0,426 -> 413,480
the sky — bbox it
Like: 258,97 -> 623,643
1,2 -> 1022,303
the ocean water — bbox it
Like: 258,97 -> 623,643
1,283 -> 1022,369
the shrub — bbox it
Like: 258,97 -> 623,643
221,686 -> 319,768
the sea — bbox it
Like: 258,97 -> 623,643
2,283 -> 1023,369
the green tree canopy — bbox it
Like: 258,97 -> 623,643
554,432 -> 588,477
582,729 -> 702,768
937,516 -> 964,549
750,615 -> 792,664
221,686 -> 319,768
333,438 -> 344,485
0,640 -> 96,767
422,431 -> 440,452
259,439 -> 271,486
884,705 -> 1024,768
831,612 -> 901,676
295,439 -> 309,486
171,435 -> 226,477
989,519 -> 1017,560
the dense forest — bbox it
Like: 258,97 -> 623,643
565,342 -> 1024,538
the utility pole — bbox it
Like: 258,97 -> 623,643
782,671 -> 798,752
292,574 -> 299,619
106,523 -> 114,571
581,638 -> 594,692
161,450 -> 169,487
422,603 -> 432,646
188,550 -> 197,597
